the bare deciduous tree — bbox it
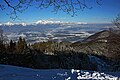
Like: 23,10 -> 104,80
0,0 -> 102,20
113,14 -> 120,30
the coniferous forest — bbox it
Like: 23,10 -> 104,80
0,29 -> 120,72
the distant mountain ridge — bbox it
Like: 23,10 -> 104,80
0,20 -> 87,26
1,23 -> 113,43
84,30 -> 120,42
72,30 -> 120,59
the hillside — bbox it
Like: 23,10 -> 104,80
72,30 -> 120,59
0,30 -> 120,72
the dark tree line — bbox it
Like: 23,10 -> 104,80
0,35 -> 97,70
0,31 -> 120,71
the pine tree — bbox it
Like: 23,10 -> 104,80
9,40 -> 16,52
16,37 -> 27,53
0,28 -> 5,53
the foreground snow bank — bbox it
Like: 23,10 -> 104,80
0,64 -> 119,80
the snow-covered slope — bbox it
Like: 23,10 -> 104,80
0,64 -> 119,80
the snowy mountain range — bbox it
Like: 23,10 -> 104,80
0,20 -> 88,26
0,21 -> 113,43
1,22 -> 27,26
34,20 -> 87,25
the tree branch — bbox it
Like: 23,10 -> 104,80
1,0 -> 102,20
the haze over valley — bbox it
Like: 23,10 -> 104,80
1,21 -> 113,43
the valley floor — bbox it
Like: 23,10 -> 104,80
0,64 -> 119,80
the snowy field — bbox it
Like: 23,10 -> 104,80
0,64 -> 119,80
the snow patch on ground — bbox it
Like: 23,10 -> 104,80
0,64 -> 119,80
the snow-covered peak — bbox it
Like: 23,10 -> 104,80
1,22 -> 27,26
76,22 -> 87,24
4,22 -> 14,26
35,20 -> 53,24
34,20 -> 87,25
16,23 -> 27,26
35,20 -> 62,24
